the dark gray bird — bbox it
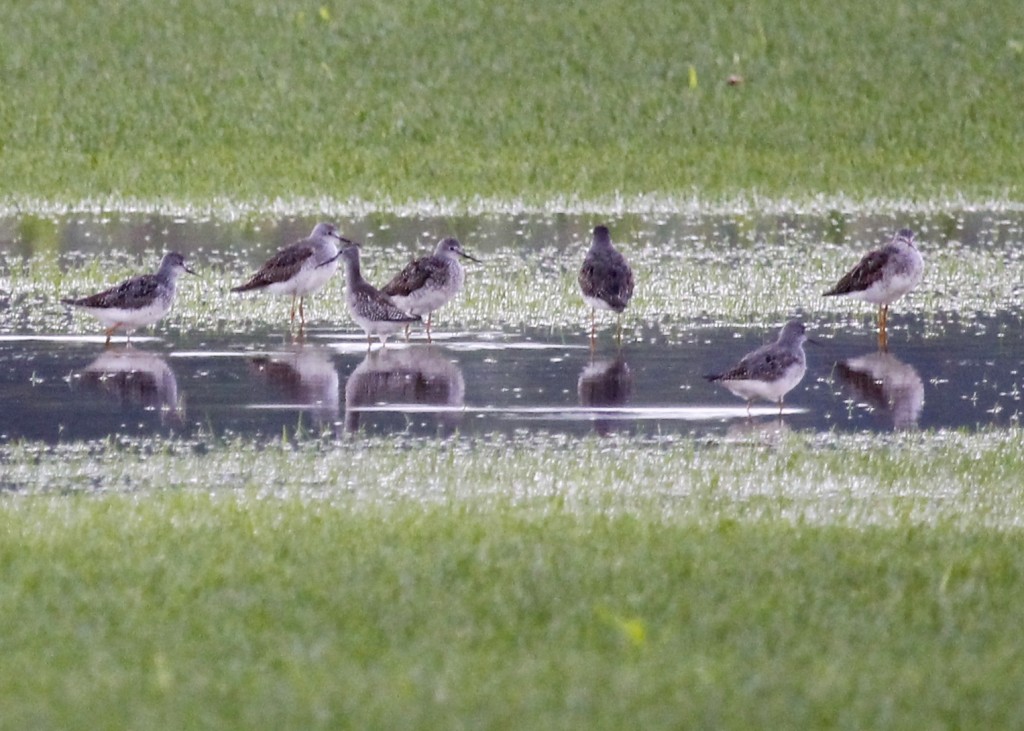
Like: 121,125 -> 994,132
705,320 -> 810,415
578,225 -> 634,343
62,252 -> 196,345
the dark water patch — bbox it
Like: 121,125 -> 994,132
0,318 -> 1020,443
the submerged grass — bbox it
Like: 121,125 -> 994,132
3,429 -> 1024,729
4,429 -> 1024,527
2,0 -> 1023,204
2,220 -> 1021,339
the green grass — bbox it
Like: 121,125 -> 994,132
3,430 -> 1024,729
2,0 -> 1023,204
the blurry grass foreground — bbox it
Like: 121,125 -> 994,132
2,429 -> 1024,728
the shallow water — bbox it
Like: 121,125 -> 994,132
1,210 -> 1022,442
0,319 -> 1020,442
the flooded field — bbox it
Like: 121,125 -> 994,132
1,209 -> 1022,442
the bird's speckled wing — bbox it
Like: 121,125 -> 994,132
353,283 -> 422,322
63,274 -> 160,309
381,256 -> 445,297
824,246 -> 895,296
713,343 -> 800,382
579,252 -> 635,311
232,243 -> 314,291
371,289 -> 421,321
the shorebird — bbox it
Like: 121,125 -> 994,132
62,252 -> 196,345
231,222 -> 348,328
705,320 -> 811,415
823,228 -> 924,347
336,244 -> 420,350
380,237 -> 480,342
578,225 -> 634,344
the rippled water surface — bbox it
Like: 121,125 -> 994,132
1,209 -> 1022,442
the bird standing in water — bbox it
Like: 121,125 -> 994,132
381,237 -> 481,342
823,228 -> 923,349
231,222 -> 348,330
62,252 -> 197,346
705,320 -> 811,416
578,225 -> 634,346
336,244 -> 420,350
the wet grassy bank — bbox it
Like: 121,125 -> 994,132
3,431 -> 1024,728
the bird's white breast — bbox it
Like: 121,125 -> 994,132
721,362 -> 806,403
79,299 -> 171,330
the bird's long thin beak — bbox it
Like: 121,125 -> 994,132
806,337 -> 824,347
459,251 -> 482,263
185,266 -> 199,276
318,240 -> 361,268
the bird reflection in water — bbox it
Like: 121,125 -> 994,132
577,356 -> 633,435
834,349 -> 924,429
81,347 -> 182,420
724,416 -> 792,443
248,343 -> 340,424
344,346 -> 465,433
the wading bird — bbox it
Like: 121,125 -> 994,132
705,320 -> 811,416
381,237 -> 480,342
62,252 -> 196,345
231,222 -> 349,329
578,225 -> 634,346
823,228 -> 923,348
